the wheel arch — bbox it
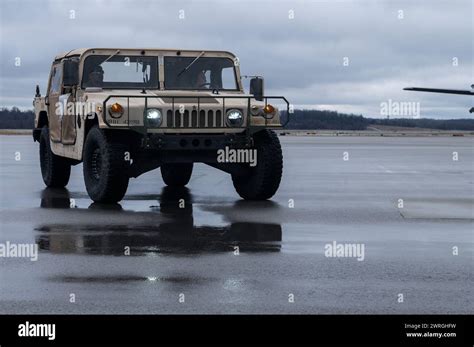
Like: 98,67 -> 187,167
33,111 -> 49,142
38,111 -> 48,128
84,113 -> 99,138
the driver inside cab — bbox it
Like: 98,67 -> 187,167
87,65 -> 104,87
195,70 -> 207,89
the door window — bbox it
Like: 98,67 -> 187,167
49,64 -> 62,95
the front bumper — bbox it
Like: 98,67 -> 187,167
142,133 -> 252,150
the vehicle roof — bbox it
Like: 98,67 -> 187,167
54,48 -> 236,60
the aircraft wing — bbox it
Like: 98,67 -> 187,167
403,87 -> 474,96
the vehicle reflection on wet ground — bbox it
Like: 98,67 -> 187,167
36,187 -> 282,256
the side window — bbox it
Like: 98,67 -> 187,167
49,64 -> 62,95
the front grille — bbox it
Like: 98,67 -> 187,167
216,110 -> 222,127
166,109 -> 226,128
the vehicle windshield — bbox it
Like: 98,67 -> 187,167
164,56 -> 238,90
82,55 -> 159,89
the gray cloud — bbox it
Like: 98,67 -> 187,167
0,0 -> 472,118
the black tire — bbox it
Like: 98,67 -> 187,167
39,127 -> 71,187
160,163 -> 193,187
83,127 -> 130,203
232,129 -> 283,200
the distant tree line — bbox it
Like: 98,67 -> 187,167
282,110 -> 474,131
0,107 -> 35,129
283,110 -> 369,130
369,117 -> 474,130
1,107 -> 473,130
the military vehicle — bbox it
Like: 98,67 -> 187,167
33,48 -> 290,202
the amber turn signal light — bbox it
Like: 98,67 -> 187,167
110,103 -> 123,114
263,104 -> 275,114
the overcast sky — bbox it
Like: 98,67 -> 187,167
0,0 -> 472,118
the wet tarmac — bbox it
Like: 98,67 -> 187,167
0,135 -> 473,313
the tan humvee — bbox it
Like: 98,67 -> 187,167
33,48 -> 289,203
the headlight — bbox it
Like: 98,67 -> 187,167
146,108 -> 162,127
226,109 -> 243,127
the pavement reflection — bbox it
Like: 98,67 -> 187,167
36,187 -> 282,255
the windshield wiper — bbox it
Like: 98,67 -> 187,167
177,51 -> 205,77
100,49 -> 121,65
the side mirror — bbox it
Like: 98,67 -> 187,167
250,77 -> 264,101
63,59 -> 79,87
